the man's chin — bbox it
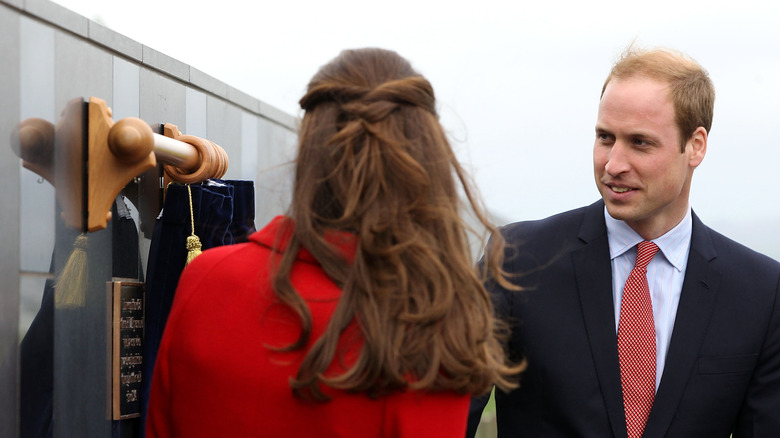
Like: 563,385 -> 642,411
603,202 -> 634,222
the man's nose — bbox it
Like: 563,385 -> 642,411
604,142 -> 630,176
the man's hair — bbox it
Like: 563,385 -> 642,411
273,47 -> 522,401
601,46 -> 715,151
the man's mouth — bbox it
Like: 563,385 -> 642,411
610,186 -> 633,193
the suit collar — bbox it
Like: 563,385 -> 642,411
643,211 -> 720,437
574,200 -> 628,437
686,211 -> 717,262
578,200 -> 610,243
575,203 -> 720,438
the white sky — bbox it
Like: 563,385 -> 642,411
52,0 -> 780,259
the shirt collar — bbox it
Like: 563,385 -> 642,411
604,206 -> 692,272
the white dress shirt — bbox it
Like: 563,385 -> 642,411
605,206 -> 693,389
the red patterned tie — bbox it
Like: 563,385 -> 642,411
618,240 -> 659,438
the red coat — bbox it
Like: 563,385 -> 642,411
146,216 -> 469,437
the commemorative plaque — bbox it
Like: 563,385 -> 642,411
111,281 -> 144,420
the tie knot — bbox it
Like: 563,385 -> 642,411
635,241 -> 659,270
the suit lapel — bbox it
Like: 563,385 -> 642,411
573,201 -> 628,438
643,212 -> 721,437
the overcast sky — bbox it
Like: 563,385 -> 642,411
52,0 -> 780,259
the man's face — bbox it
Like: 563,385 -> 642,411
593,76 -> 704,239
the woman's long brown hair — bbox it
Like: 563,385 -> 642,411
272,48 -> 523,401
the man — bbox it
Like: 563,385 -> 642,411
468,47 -> 780,437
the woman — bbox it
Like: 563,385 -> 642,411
146,48 -> 521,437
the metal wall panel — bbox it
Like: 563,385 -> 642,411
0,6 -> 21,438
240,111 -> 258,181
19,16 -> 56,274
112,57 -> 141,120
139,68 -> 187,132
255,116 -> 296,227
206,96 -> 242,181
55,30 -> 113,108
185,87 -> 208,138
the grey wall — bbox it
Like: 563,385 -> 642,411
0,4 -> 22,437
0,0 -> 297,436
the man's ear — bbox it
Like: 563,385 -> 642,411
687,126 -> 707,167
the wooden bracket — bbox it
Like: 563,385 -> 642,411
87,97 -> 157,232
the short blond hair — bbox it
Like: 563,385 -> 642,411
602,47 -> 715,151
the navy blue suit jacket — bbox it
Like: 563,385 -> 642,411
468,201 -> 780,437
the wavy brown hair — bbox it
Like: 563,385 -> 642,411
272,48 -> 522,401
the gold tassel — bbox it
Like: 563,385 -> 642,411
54,233 -> 88,308
185,184 -> 202,265
186,235 -> 202,264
